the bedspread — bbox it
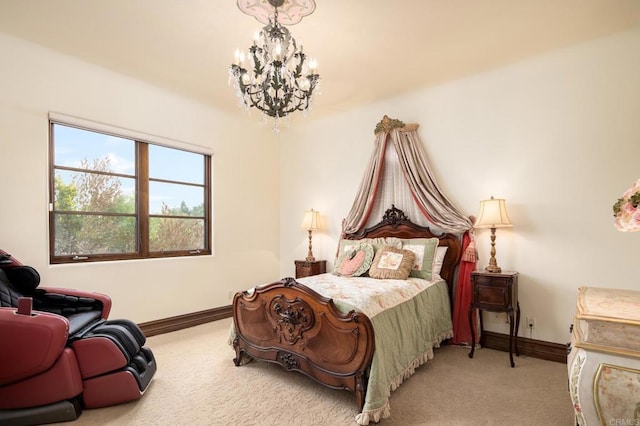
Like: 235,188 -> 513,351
297,274 -> 453,425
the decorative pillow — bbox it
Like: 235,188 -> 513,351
334,243 -> 374,277
335,237 -> 402,264
432,246 -> 448,279
368,246 -> 415,280
336,239 -> 358,258
401,237 -> 439,281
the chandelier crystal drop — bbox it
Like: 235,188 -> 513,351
229,0 -> 320,132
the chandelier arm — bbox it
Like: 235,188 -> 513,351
249,45 -> 264,74
243,86 -> 277,116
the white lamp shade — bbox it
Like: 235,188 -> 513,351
301,209 -> 319,231
474,197 -> 512,228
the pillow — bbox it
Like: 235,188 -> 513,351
334,244 -> 374,277
363,237 -> 403,252
401,237 -> 439,281
368,246 -> 415,280
336,239 -> 359,258
335,237 -> 402,263
432,246 -> 448,279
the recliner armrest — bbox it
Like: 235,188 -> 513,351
34,287 -> 112,319
0,307 -> 70,385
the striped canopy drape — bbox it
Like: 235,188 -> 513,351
342,115 -> 478,346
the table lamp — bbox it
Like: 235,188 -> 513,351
301,209 -> 319,262
474,197 -> 512,273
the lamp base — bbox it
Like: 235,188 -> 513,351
305,229 -> 315,263
484,226 -> 502,273
484,264 -> 502,273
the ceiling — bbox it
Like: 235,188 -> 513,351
1,1 -> 639,121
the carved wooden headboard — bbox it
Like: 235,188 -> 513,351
342,205 -> 462,306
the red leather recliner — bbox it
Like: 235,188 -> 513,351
0,250 -> 157,425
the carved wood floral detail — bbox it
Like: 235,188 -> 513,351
382,205 -> 408,226
570,354 -> 586,425
278,352 -> 300,369
270,296 -> 314,344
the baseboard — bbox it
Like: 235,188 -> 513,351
138,305 -> 233,337
481,331 -> 568,364
137,309 -> 568,364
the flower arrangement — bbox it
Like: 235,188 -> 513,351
613,179 -> 640,232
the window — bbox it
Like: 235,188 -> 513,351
49,119 -> 211,263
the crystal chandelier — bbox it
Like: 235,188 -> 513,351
229,0 -> 320,132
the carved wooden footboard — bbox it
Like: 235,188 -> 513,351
232,277 -> 375,410
232,206 -> 462,414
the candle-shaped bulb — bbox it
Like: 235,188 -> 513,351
274,42 -> 282,60
308,58 -> 318,74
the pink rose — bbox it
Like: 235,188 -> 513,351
614,179 -> 640,232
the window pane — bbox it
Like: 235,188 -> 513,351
149,181 -> 204,216
149,217 -> 204,251
53,124 -> 135,175
54,214 -> 136,255
148,145 -> 203,184
54,170 -> 135,213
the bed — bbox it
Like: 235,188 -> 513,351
231,206 -> 462,424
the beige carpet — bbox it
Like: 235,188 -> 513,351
58,318 -> 575,425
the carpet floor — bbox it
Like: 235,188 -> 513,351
58,318 -> 575,425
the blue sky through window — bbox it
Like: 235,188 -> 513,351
54,124 -> 205,214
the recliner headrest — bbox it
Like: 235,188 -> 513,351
0,250 -> 40,294
3,266 -> 41,294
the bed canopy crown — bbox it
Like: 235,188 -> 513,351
342,115 -> 473,235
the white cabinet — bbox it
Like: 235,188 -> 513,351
568,287 -> 640,425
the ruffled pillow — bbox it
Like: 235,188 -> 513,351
334,244 -> 374,277
368,246 -> 416,280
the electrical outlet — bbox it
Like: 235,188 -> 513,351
527,316 -> 536,329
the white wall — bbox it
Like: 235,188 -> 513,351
280,26 -> 640,344
0,33 -> 281,323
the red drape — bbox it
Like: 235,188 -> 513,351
451,232 -> 478,346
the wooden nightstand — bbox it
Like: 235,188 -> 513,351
294,260 -> 326,279
468,271 -> 520,367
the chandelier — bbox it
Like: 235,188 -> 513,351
229,0 -> 320,132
